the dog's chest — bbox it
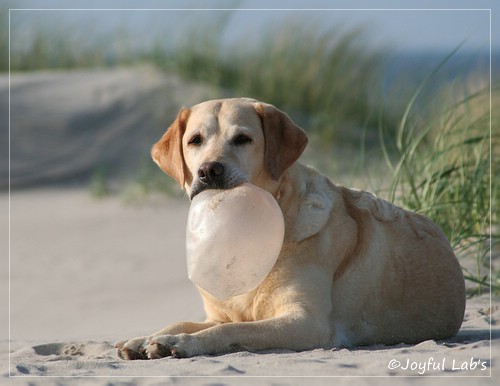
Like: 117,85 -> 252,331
210,289 -> 276,322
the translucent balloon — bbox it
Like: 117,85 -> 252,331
186,183 -> 285,300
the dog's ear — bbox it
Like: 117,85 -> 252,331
151,108 -> 191,187
254,102 -> 308,180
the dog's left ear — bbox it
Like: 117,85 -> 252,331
151,107 -> 191,187
254,102 -> 308,180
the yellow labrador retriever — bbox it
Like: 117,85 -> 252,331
116,98 -> 465,359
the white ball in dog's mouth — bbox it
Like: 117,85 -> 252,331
186,183 -> 285,300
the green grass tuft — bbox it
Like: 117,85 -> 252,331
379,63 -> 498,295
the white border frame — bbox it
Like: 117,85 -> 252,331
7,6 -> 493,380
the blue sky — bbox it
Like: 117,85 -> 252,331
9,0 -> 498,53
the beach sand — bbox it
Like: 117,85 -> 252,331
2,188 -> 499,385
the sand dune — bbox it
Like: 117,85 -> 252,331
1,66 -> 217,188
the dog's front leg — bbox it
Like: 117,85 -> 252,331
146,311 -> 331,358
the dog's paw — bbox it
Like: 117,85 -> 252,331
147,334 -> 198,358
144,338 -> 172,359
115,336 -> 151,360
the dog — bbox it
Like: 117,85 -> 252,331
116,98 -> 465,359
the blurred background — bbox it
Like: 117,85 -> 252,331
1,0 -> 499,343
2,0 -> 497,189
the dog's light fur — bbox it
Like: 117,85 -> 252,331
116,98 -> 465,359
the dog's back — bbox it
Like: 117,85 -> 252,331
326,179 -> 465,346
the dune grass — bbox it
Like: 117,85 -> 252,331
5,9 -> 387,141
378,58 -> 498,295
147,18 -> 386,140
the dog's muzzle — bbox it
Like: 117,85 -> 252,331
190,162 -> 245,200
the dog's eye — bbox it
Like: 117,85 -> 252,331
233,134 -> 252,146
188,135 -> 203,146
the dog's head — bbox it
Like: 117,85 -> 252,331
151,98 -> 308,199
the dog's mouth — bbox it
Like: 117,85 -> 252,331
189,179 -> 245,200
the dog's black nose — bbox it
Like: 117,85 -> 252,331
198,162 -> 225,185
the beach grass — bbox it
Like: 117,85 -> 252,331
5,10 -> 387,141
147,18 -> 386,141
378,62 -> 498,295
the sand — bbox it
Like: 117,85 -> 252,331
2,188 -> 498,385
1,68 -> 498,385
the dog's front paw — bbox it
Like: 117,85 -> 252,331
143,338 -> 172,359
147,334 -> 199,358
115,336 -> 152,360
